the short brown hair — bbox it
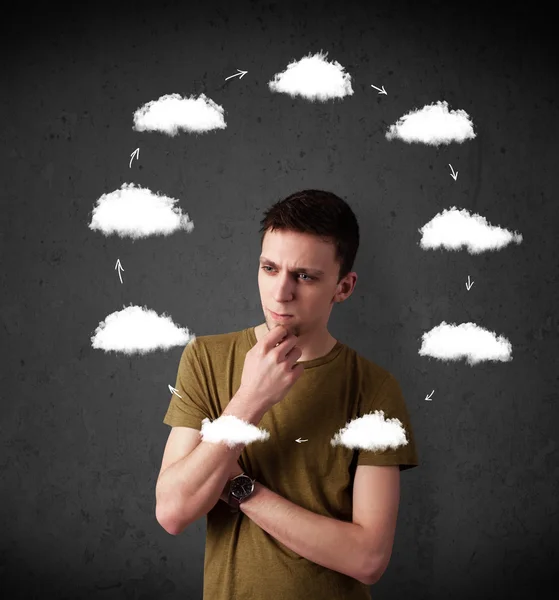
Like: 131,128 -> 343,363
259,189 -> 360,284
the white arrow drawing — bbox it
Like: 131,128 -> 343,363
168,385 -> 183,399
295,438 -> 308,443
425,390 -> 434,401
225,69 -> 248,81
449,163 -> 458,181
114,258 -> 124,284
465,275 -> 474,290
129,148 -> 139,168
370,84 -> 387,95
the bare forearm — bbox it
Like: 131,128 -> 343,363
239,482 -> 374,585
156,390 -> 265,534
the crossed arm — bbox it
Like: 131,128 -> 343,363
220,462 -> 400,586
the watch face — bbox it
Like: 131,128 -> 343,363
231,475 -> 253,499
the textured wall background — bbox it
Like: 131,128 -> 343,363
2,0 -> 558,598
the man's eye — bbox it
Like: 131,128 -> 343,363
260,267 -> 314,281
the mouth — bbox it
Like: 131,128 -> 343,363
269,310 -> 293,319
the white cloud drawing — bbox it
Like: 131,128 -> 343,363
88,183 -> 194,239
386,100 -> 476,145
196,410 -> 408,451
200,415 -> 270,449
419,321 -> 513,366
268,50 -> 354,101
330,410 -> 409,452
91,305 -> 194,354
132,93 -> 226,136
418,206 -> 523,254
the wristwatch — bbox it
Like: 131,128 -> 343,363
227,473 -> 255,513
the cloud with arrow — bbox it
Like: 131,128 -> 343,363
330,410 -> 410,452
132,92 -> 226,136
88,183 -> 194,240
268,50 -> 353,101
418,206 -> 523,254
419,321 -> 513,366
91,305 -> 195,355
199,415 -> 271,449
386,100 -> 475,145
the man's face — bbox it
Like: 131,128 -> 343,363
257,229 -> 343,336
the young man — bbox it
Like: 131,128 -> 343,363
156,189 -> 419,599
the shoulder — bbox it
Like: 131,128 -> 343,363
344,345 -> 395,395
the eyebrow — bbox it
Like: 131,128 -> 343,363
259,256 -> 325,276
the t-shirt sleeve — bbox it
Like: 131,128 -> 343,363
162,338 -> 212,430
357,372 -> 419,471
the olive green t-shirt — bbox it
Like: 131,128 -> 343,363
163,326 -> 419,600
